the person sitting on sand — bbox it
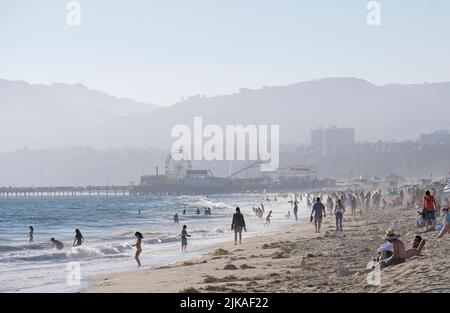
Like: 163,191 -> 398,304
375,241 -> 393,262
405,235 -> 426,258
265,211 -> 272,226
379,229 -> 406,268
50,238 -> 64,250
181,225 -> 191,252
437,207 -> 450,238
73,229 -> 84,247
311,197 -> 326,233
132,232 -> 143,267
231,207 -> 246,245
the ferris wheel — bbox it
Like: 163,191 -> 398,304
165,149 -> 192,178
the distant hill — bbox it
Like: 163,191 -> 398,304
0,79 -> 159,150
100,77 -> 450,147
1,77 -> 450,150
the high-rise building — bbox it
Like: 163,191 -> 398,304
419,130 -> 450,144
310,126 -> 355,156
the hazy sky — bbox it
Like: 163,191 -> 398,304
1,0 -> 450,106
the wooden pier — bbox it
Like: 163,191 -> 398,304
0,186 -> 136,197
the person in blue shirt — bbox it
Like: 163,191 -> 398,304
437,207 -> 450,238
311,197 -> 326,233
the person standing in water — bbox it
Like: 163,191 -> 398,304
173,213 -> 179,223
181,225 -> 191,252
28,226 -> 34,243
311,197 -> 326,233
132,232 -> 143,267
231,207 -> 246,245
50,238 -> 64,250
73,229 -> 84,247
265,211 -> 273,226
293,203 -> 298,221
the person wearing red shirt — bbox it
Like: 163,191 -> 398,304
423,190 -> 437,229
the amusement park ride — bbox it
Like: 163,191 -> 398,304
136,150 -> 326,195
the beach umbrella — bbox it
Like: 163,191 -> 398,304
444,184 -> 450,193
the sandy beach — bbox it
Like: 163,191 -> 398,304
86,204 -> 450,293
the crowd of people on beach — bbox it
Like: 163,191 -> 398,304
24,184 -> 449,269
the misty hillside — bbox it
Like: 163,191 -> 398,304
1,78 -> 450,150
97,78 -> 450,147
0,79 -> 159,150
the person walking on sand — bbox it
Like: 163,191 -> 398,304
293,203 -> 298,221
132,232 -> 143,267
326,196 -> 334,216
231,207 -> 246,245
334,199 -> 345,232
351,196 -> 357,216
28,226 -> 34,243
311,197 -> 326,233
181,225 -> 191,252
265,211 -> 273,226
73,229 -> 84,247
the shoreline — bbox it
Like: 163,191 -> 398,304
86,204 -> 450,293
84,218 -> 307,293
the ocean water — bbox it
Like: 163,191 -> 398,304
0,194 -> 308,292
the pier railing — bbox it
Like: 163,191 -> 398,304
0,186 -> 134,197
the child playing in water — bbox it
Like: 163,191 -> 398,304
181,225 -> 191,252
132,232 -> 143,267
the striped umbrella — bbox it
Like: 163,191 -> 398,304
444,184 -> 450,193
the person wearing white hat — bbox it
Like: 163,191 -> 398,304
379,229 -> 406,268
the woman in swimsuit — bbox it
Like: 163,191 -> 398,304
132,232 -> 143,267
